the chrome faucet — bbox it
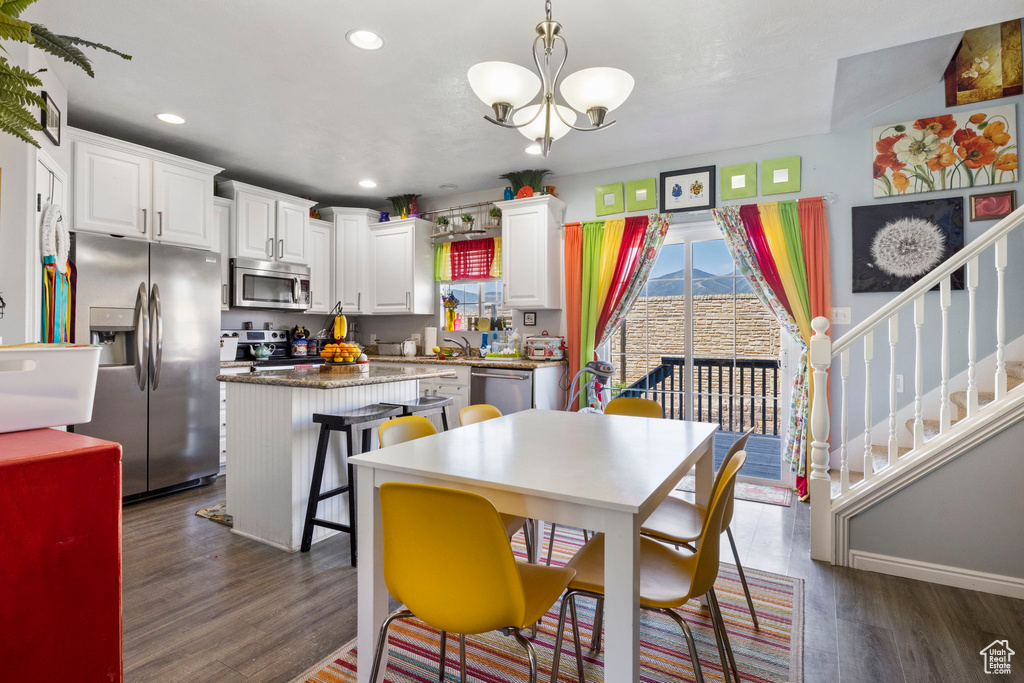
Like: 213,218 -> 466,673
443,336 -> 472,357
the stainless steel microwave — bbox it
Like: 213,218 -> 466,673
231,258 -> 311,310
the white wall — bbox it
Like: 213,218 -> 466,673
0,44 -> 69,345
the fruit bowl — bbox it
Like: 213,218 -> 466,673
320,342 -> 367,364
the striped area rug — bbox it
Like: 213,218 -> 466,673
292,527 -> 803,683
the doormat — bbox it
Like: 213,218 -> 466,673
290,527 -> 803,683
195,502 -> 232,527
677,475 -> 792,507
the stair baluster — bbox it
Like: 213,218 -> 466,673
995,237 -> 1007,399
840,348 -> 850,495
888,314 -> 899,468
863,331 -> 873,482
967,256 -> 979,417
914,297 -> 925,449
939,277 -> 952,434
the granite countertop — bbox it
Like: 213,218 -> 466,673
366,355 -> 566,370
217,364 -> 457,389
220,360 -> 253,368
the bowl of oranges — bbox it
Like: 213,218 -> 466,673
320,342 -> 366,364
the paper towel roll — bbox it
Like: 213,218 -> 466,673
424,326 -> 438,352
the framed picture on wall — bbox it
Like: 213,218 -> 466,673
851,197 -> 964,292
40,91 -> 60,146
969,190 -> 1016,220
660,165 -> 715,213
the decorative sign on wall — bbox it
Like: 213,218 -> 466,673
969,189 -> 1016,220
944,20 -> 1022,107
762,156 -> 801,195
851,197 -> 964,292
660,165 -> 715,213
594,182 -> 624,216
624,177 -> 657,211
719,163 -> 756,200
873,103 -> 1017,197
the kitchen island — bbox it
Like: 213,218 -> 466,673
217,365 -> 456,551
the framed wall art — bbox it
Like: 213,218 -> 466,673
851,197 -> 964,293
719,163 -> 756,200
873,103 -> 1017,197
660,165 -> 715,213
944,20 -> 1022,107
969,189 -> 1016,220
762,156 -> 801,195
624,177 -> 657,211
594,182 -> 624,216
40,91 -> 60,146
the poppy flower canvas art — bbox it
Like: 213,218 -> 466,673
873,104 -> 1017,197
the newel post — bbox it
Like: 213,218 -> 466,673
808,316 -> 833,562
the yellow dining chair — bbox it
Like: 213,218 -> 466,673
603,396 -> 664,418
543,396 -> 663,566
372,483 -> 577,683
380,413 -> 537,563
550,450 -> 747,683
641,428 -> 759,631
459,403 -> 502,426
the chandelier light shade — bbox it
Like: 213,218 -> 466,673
468,62 -> 542,111
467,0 -> 633,157
512,104 -> 577,141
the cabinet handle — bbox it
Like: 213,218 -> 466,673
406,291 -> 411,310
157,211 -> 163,236
266,238 -> 274,258
278,239 -> 284,259
357,292 -> 361,310
222,283 -> 228,305
142,208 -> 147,234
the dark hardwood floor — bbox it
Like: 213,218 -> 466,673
122,476 -> 1024,682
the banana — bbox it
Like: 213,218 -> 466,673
333,313 -> 347,341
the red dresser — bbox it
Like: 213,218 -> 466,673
0,429 -> 122,681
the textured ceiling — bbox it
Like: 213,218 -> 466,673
26,1 -> 1024,206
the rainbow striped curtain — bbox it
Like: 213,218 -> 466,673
42,257 -> 75,343
712,197 -> 832,500
434,237 -> 502,281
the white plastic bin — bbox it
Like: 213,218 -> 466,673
0,344 -> 101,433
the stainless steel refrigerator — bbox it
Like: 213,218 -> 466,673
72,233 -> 220,499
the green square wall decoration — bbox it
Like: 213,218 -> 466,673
624,178 -> 657,211
720,163 -> 757,200
762,156 -> 801,195
594,182 -> 624,216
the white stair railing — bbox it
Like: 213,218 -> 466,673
809,203 -> 1024,562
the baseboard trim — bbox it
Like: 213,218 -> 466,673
849,549 -> 1024,599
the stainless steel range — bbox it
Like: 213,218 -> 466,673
221,329 -> 325,369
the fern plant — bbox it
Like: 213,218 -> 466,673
498,169 -> 552,193
1,0 -> 131,147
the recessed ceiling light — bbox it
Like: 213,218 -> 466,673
439,183 -> 459,190
525,144 -> 542,155
359,179 -> 377,188
346,29 -> 383,50
156,113 -> 185,124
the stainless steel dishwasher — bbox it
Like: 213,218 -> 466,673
470,368 -> 533,415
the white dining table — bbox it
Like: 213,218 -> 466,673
350,408 -> 718,682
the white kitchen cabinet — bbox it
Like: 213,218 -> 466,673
495,195 -> 566,310
306,219 -> 333,314
320,207 -> 377,315
214,197 -> 232,310
219,180 -> 316,265
152,162 -> 215,249
368,218 -> 434,314
69,128 -> 221,248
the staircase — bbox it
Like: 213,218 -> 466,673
807,204 -> 1024,564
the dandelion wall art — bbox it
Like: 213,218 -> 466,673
851,198 -> 964,293
873,104 -> 1017,197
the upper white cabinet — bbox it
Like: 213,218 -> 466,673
218,180 -> 316,265
306,218 -> 333,314
69,128 -> 221,250
320,207 -> 377,315
213,197 -> 232,311
368,218 -> 434,314
495,195 -> 565,310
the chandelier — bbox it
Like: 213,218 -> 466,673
467,0 -> 634,157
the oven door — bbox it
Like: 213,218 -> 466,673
231,259 -> 310,310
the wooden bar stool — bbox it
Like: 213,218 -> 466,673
381,395 -> 454,431
300,404 -> 403,561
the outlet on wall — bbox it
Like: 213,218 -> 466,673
370,333 -> 378,343
832,307 -> 852,325
410,333 -> 421,343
